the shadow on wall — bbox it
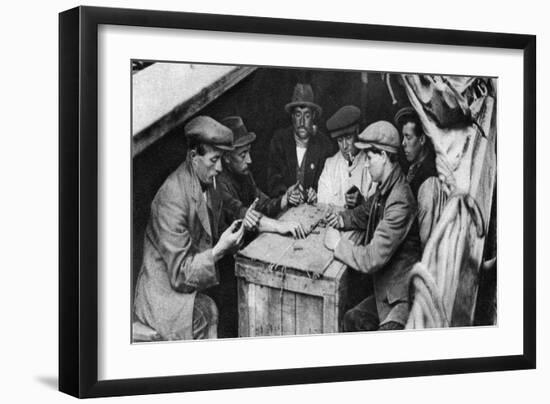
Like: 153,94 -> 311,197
132,67 -> 410,291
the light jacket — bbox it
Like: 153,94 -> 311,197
317,151 -> 372,207
134,159 -> 227,340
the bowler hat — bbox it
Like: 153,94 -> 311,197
326,105 -> 361,138
184,116 -> 234,151
221,116 -> 257,148
284,83 -> 322,116
355,120 -> 400,154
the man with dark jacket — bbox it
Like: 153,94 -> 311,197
267,83 -> 335,202
214,116 -> 307,337
395,106 -> 446,249
325,121 -> 421,331
395,106 -> 437,198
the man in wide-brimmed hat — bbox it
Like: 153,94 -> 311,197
217,115 -> 307,238
267,83 -> 335,202
324,120 -> 421,332
317,105 -> 372,208
133,116 -> 250,342
214,115 -> 307,337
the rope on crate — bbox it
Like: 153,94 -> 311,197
406,193 -> 485,329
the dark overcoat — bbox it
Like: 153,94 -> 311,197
267,126 -> 335,197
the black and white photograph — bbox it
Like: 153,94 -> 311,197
131,62 -> 497,342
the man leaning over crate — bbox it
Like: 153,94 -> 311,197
133,116 -> 252,341
324,121 -> 421,331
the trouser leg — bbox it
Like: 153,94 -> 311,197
343,295 -> 379,332
192,293 -> 219,339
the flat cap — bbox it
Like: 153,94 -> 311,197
326,105 -> 361,138
394,106 -> 418,128
355,120 -> 400,154
184,116 -> 234,151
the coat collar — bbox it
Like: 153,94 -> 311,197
377,164 -> 404,197
182,159 -> 221,239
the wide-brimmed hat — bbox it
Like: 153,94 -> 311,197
284,83 -> 322,116
326,105 -> 361,138
355,120 -> 400,154
184,116 -> 234,151
220,116 -> 256,148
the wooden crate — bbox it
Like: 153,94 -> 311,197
235,204 -> 367,337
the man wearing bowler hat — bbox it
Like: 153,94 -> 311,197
324,121 -> 421,331
267,83 -> 335,202
133,116 -> 251,341
317,105 -> 372,208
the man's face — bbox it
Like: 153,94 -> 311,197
225,144 -> 252,176
291,106 -> 314,140
337,132 -> 359,162
401,121 -> 424,163
191,144 -> 223,184
365,150 -> 386,183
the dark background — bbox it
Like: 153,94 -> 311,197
132,66 -> 411,288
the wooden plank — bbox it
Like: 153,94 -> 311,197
281,291 -> 296,335
235,259 -> 337,297
132,65 -> 257,156
266,287 -> 283,335
322,295 -> 338,334
253,285 -> 270,336
295,293 -> 323,335
237,278 -> 250,337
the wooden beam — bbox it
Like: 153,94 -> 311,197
132,65 -> 257,156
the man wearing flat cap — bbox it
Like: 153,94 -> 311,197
267,83 -> 336,203
317,105 -> 372,208
395,106 -> 447,249
133,116 -> 251,341
324,120 -> 421,332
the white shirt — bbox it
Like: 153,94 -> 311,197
317,150 -> 372,207
296,145 -> 307,167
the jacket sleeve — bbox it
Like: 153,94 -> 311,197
147,184 -> 219,293
267,133 -> 289,197
340,196 -> 372,230
334,189 -> 417,274
217,176 -> 248,221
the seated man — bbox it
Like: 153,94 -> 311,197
215,116 -> 307,337
395,106 -> 446,248
317,105 -> 372,209
324,121 -> 421,332
217,115 -> 307,238
267,83 -> 335,202
134,116 -> 249,341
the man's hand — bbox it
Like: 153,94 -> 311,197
243,209 -> 262,231
325,212 -> 344,229
212,220 -> 245,261
344,190 -> 362,209
286,182 -> 304,207
306,187 -> 317,204
324,227 -> 341,251
279,221 -> 307,239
